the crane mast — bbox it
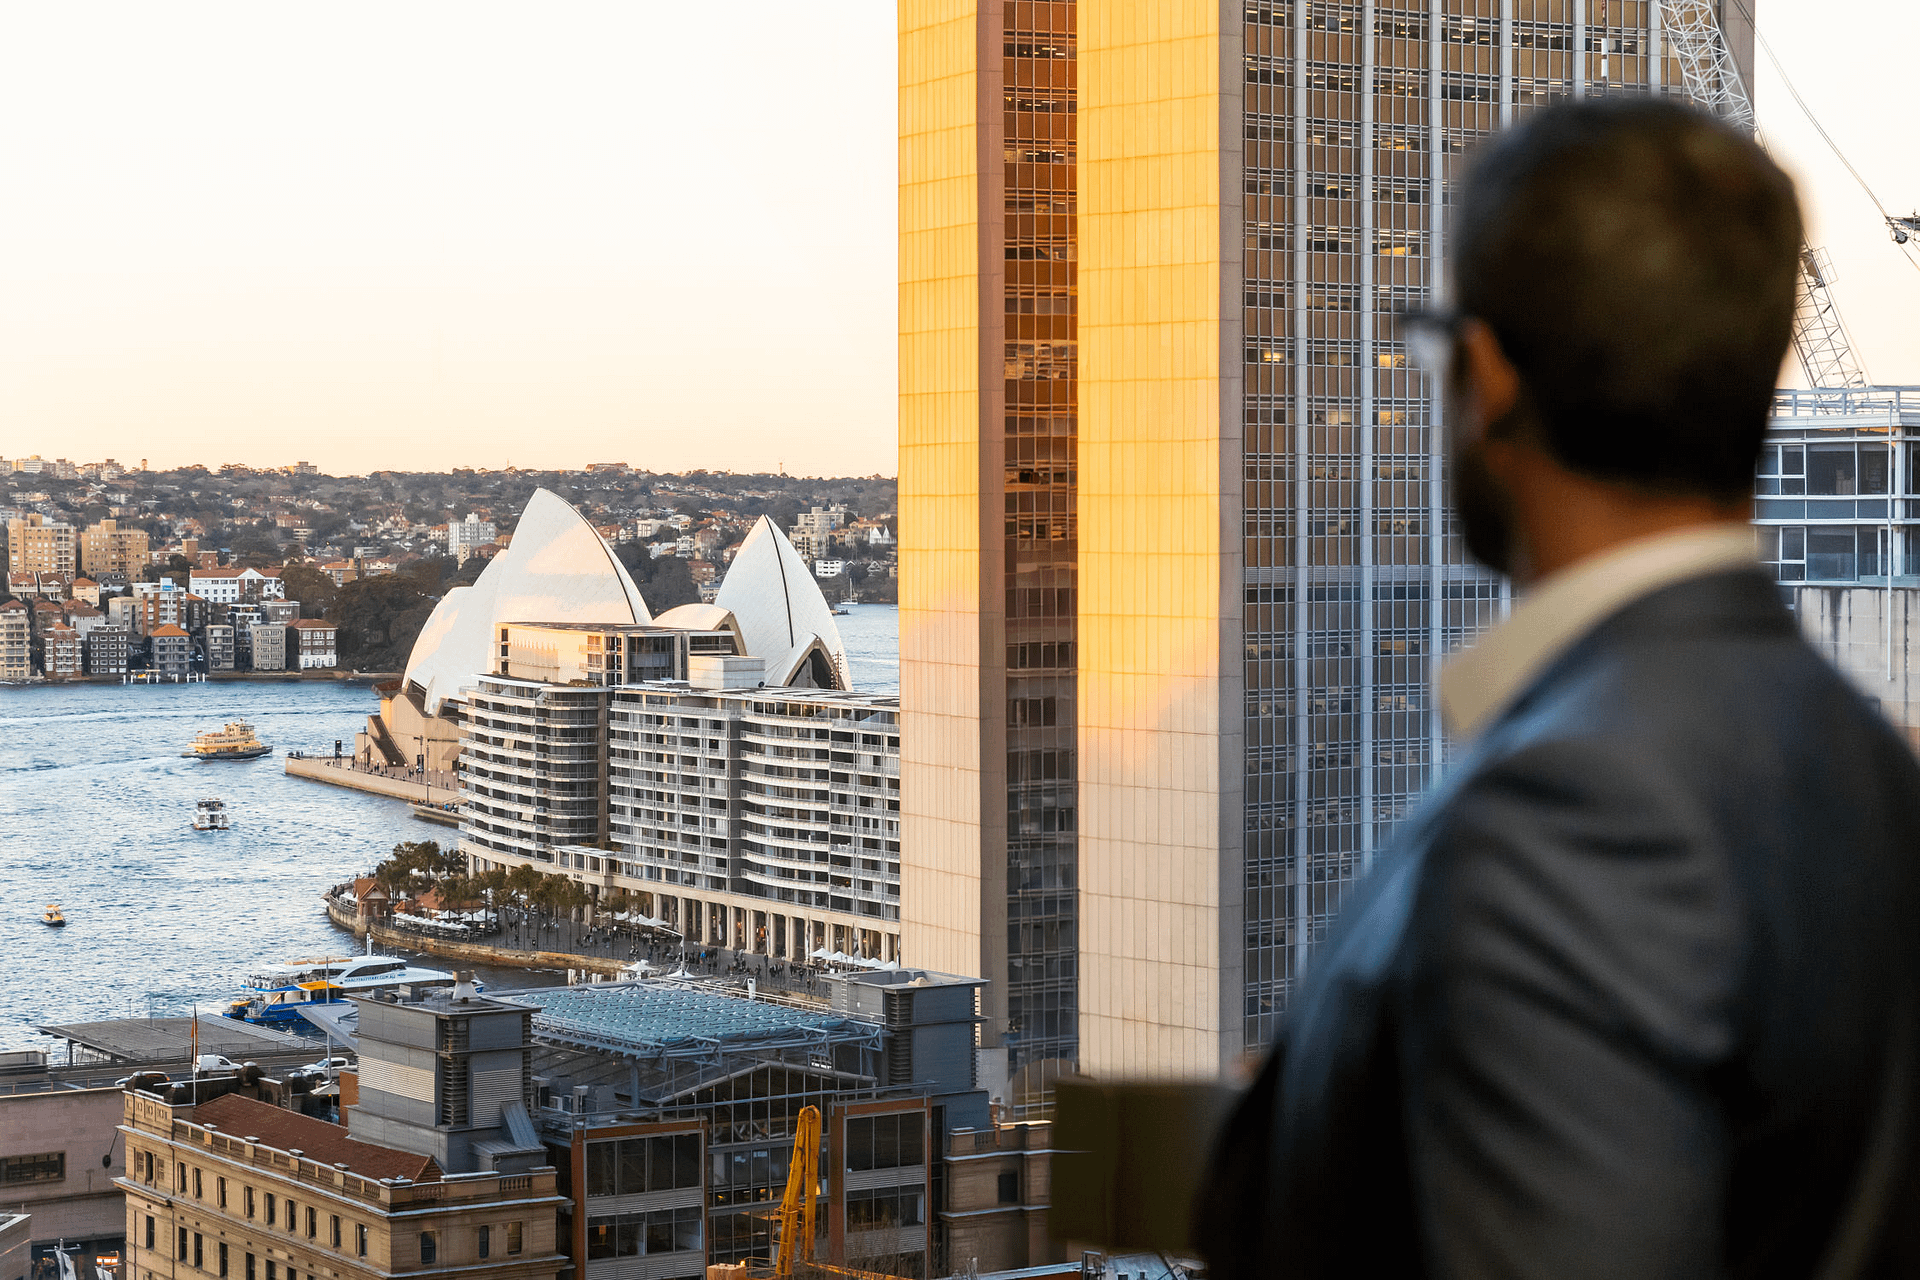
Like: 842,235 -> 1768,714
1656,0 -> 1869,390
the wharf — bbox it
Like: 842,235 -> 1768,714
323,890 -> 626,977
285,755 -> 458,806
36,1014 -> 310,1066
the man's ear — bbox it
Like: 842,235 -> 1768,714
1457,318 -> 1521,436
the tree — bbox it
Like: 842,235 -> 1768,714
614,544 -> 701,614
327,573 -> 440,671
280,562 -> 338,618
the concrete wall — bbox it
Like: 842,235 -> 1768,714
1796,585 -> 1920,750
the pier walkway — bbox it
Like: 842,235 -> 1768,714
285,755 -> 459,807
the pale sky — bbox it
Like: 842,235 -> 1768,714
0,3 -> 1910,477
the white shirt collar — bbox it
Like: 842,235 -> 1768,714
1439,524 -> 1761,740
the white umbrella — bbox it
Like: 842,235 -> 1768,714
809,946 -> 831,959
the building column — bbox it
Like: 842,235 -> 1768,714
1359,0 -> 1378,872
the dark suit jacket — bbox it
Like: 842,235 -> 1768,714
1198,569 -> 1920,1279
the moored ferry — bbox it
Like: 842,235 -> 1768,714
184,721 -> 272,761
224,955 -> 472,1024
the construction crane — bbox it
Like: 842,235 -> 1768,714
1657,0 -> 1870,390
775,1105 -> 822,1276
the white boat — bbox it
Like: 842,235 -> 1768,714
192,798 -> 230,831
223,954 -> 475,1025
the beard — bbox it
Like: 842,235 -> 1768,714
1446,394 -> 1527,578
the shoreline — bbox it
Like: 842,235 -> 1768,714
1,670 -> 398,689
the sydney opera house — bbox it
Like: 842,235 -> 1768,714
363,489 -> 856,771
363,489 -> 904,965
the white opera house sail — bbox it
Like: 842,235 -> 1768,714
358,492 -> 853,771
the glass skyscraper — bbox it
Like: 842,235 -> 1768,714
901,0 -> 1756,1099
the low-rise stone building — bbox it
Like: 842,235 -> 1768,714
119,1091 -> 565,1280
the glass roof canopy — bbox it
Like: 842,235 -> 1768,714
523,982 -> 883,1065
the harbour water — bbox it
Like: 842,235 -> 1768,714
0,605 -> 898,1050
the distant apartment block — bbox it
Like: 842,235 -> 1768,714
149,624 -> 190,678
131,581 -> 187,637
86,626 -> 130,677
461,672 -> 902,965
321,561 -> 359,586
290,619 -> 338,669
7,571 -> 71,601
39,623 -> 81,679
448,514 -> 497,564
6,514 -> 76,575
65,603 -> 105,639
1,600 -> 33,680
202,623 -> 236,672
814,559 -> 848,580
78,520 -> 149,578
248,623 -> 289,672
188,567 -> 285,605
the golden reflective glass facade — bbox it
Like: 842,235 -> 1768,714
904,0 -> 1753,1079
1076,0 -> 1245,1079
901,0 -> 1084,1111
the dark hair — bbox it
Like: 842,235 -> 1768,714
1453,98 -> 1802,500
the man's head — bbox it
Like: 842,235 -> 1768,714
1435,99 -> 1802,578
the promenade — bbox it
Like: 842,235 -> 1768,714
325,887 -> 846,1002
285,754 -> 459,806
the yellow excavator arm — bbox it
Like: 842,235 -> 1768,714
775,1105 -> 822,1276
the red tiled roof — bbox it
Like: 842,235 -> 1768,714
291,620 -> 334,631
189,1094 -> 440,1182
149,624 -> 190,637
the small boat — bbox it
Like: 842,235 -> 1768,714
184,721 -> 272,761
42,904 -> 66,928
192,798 -> 230,831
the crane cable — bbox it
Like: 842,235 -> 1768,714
1722,0 -> 1920,276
